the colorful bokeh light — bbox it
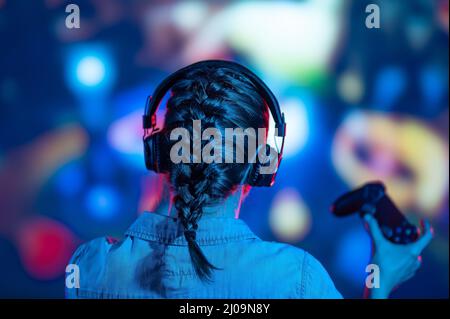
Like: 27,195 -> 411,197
15,217 -> 77,280
85,185 -> 121,220
332,111 -> 449,216
269,188 -> 312,243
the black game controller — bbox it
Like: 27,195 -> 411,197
330,182 -> 419,244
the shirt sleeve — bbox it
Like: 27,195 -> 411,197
65,242 -> 89,299
302,252 -> 343,299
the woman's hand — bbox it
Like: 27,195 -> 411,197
364,214 -> 434,299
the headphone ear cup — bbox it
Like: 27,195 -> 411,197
144,134 -> 156,172
247,144 -> 279,187
144,132 -> 168,173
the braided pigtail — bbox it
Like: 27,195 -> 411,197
162,65 -> 269,281
171,163 -> 221,281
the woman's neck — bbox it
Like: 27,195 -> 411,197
152,184 -> 243,219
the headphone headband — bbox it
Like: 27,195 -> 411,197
143,60 -> 286,137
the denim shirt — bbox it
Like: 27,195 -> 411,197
66,212 -> 342,299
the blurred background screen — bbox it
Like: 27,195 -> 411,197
0,0 -> 448,298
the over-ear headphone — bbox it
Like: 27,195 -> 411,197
143,60 -> 286,187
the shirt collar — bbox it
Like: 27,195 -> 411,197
124,211 -> 259,245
